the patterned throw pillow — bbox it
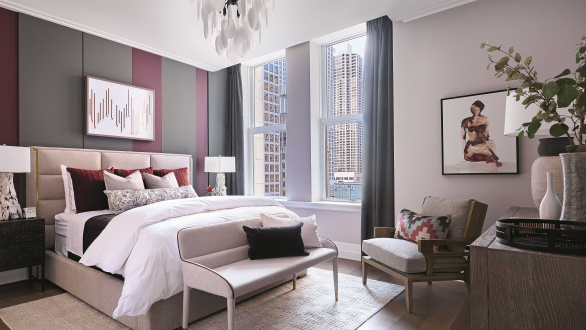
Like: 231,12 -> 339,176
395,209 -> 452,252
104,186 -> 198,214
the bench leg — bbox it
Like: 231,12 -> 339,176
182,285 -> 191,329
362,258 -> 368,285
293,273 -> 297,290
333,257 -> 338,301
227,297 -> 235,330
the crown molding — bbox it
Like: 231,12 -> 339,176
391,0 -> 476,22
0,0 -> 220,72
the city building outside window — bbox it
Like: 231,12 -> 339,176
250,58 -> 287,197
322,35 -> 365,202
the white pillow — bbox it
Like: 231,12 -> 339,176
260,213 -> 322,248
143,172 -> 180,189
60,165 -> 76,214
104,170 -> 145,191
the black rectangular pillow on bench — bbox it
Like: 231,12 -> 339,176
242,222 -> 309,260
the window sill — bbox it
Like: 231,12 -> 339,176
279,200 -> 361,213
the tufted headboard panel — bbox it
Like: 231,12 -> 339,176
25,147 -> 193,250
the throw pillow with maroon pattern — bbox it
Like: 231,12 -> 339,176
67,167 -> 114,213
153,168 -> 189,186
395,209 -> 451,252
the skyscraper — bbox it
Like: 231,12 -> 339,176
253,59 -> 287,196
327,45 -> 363,195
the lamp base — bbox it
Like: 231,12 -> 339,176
0,172 -> 23,220
215,173 -> 228,196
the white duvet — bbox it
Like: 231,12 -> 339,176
79,196 -> 297,319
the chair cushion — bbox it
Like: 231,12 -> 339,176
421,196 -> 473,252
212,247 -> 337,297
362,238 -> 466,274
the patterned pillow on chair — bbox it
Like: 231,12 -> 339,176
395,209 -> 452,252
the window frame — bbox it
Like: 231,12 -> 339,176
319,34 -> 366,203
247,58 -> 287,199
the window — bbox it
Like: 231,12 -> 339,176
322,35 -> 365,202
250,58 -> 287,197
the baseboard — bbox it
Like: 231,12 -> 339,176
334,241 -> 361,261
0,268 -> 27,286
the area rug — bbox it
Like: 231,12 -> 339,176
0,268 -> 403,330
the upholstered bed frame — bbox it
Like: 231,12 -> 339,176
25,147 -> 297,329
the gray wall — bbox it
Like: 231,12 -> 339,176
207,68 -> 227,186
393,0 -> 586,229
161,58 -> 198,161
82,33 -> 133,151
19,14 -> 83,148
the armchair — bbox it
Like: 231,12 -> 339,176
362,197 -> 488,313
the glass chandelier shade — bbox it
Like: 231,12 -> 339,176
194,0 -> 274,62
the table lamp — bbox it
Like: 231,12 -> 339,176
204,156 -> 235,196
0,145 -> 31,220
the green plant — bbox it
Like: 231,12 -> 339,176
482,36 -> 586,152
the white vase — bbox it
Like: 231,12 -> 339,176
539,172 -> 562,220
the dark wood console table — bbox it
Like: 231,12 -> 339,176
470,206 -> 586,329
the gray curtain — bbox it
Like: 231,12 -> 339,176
361,16 -> 395,241
225,64 -> 245,195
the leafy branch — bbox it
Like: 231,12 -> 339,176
482,36 -> 586,152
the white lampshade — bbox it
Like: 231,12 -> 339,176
0,146 -> 31,173
204,156 -> 236,173
504,93 -> 553,137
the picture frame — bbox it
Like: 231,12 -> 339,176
441,90 -> 519,175
85,76 -> 155,141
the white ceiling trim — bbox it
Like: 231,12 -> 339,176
390,0 -> 476,22
0,0 -> 218,71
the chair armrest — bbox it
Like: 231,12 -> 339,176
319,237 -> 338,254
418,239 -> 469,255
181,260 -> 234,298
374,227 -> 395,238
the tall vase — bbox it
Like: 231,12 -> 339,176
560,153 -> 586,221
539,172 -> 562,220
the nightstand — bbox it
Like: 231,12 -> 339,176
0,217 -> 45,291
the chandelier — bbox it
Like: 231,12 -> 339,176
193,0 -> 274,61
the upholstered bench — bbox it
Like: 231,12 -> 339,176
177,218 -> 339,330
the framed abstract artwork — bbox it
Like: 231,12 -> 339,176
441,90 -> 519,175
85,76 -> 155,141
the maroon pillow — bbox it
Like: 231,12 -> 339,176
67,167 -> 114,213
153,168 -> 189,186
114,167 -> 154,178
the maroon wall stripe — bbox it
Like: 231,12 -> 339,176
196,68 -> 209,194
0,8 -> 18,147
132,48 -> 162,153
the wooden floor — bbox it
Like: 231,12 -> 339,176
0,259 -> 471,330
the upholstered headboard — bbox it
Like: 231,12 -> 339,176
25,147 -> 193,250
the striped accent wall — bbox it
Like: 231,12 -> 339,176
0,7 -> 18,147
0,9 -> 210,193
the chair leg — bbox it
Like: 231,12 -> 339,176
182,285 -> 191,329
362,258 -> 368,285
405,279 -> 413,313
227,297 -> 235,330
427,281 -> 432,285
333,257 -> 339,301
293,273 -> 297,290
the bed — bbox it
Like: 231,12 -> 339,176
25,147 -> 302,329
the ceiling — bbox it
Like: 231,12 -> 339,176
0,0 -> 475,71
